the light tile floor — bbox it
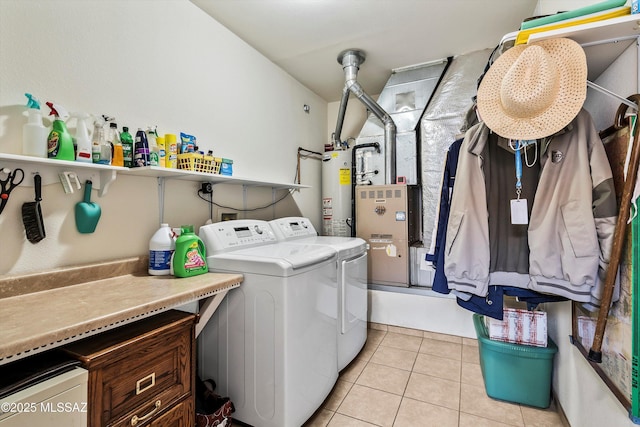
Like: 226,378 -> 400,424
303,324 -> 567,427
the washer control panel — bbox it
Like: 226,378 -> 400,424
270,217 -> 318,240
200,219 -> 277,252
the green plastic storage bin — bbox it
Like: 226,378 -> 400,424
473,314 -> 558,408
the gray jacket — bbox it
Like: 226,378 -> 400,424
444,109 -> 618,308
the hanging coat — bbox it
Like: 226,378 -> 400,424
444,109 -> 618,308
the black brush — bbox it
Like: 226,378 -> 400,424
22,173 -> 45,243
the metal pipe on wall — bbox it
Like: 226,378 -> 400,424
338,49 -> 397,184
333,85 -> 351,147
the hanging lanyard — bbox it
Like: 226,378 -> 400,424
510,139 -> 537,198
514,140 -> 523,199
509,139 -> 537,225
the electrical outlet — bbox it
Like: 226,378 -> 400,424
201,182 -> 213,194
220,212 -> 238,221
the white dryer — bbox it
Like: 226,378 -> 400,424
269,217 -> 368,371
198,220 -> 338,427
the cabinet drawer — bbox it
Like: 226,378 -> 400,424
111,396 -> 193,427
62,310 -> 196,427
98,331 -> 190,424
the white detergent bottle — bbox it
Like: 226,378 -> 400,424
149,223 -> 175,276
72,112 -> 93,163
22,93 -> 47,157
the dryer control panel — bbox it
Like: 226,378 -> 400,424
270,216 -> 318,240
199,219 -> 277,253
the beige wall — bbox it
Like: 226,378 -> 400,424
0,0 -> 326,276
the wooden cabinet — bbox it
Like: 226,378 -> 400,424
62,310 -> 196,427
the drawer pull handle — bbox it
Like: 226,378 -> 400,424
130,399 -> 161,426
135,372 -> 156,395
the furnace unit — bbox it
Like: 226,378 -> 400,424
356,184 -> 421,287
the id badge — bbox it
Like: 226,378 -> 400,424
510,199 -> 528,225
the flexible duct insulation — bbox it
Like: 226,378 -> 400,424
354,60 -> 448,186
419,48 -> 492,250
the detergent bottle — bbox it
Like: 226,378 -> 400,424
133,128 -> 150,167
22,93 -> 47,158
46,102 -> 74,161
71,112 -> 93,163
172,225 -> 208,278
146,126 -> 159,167
120,126 -> 134,167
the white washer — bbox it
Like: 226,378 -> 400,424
269,217 -> 368,371
198,220 -> 338,427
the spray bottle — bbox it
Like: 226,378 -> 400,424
23,94 -> 47,158
71,112 -> 93,163
91,116 -> 106,164
99,115 -> 114,165
46,102 -> 74,161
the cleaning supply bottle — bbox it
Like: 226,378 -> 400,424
165,133 -> 178,168
98,116 -> 113,165
71,112 -> 93,163
22,93 -> 47,158
46,102 -> 74,161
133,128 -> 149,167
149,223 -> 175,275
156,135 -> 166,167
110,122 -> 124,167
91,117 -> 106,164
172,225 -> 208,278
146,126 -> 159,167
120,126 -> 134,167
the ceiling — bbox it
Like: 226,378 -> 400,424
191,0 -> 539,102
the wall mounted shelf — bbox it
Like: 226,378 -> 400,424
120,166 -> 309,189
0,153 -> 309,198
500,13 -> 640,83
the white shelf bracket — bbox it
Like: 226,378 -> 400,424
195,291 -> 230,338
158,177 -> 166,225
97,169 -> 117,197
587,80 -> 639,109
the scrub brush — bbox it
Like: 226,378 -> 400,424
22,173 -> 46,243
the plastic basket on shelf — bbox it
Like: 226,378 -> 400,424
212,157 -> 222,174
177,153 -> 214,174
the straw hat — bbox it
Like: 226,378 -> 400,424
476,38 -> 587,140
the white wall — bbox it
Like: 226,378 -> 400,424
551,41 -> 637,427
0,0 -> 326,276
533,3 -> 636,426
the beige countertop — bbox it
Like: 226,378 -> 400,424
0,257 -> 242,365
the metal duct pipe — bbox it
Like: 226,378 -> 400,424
333,85 -> 350,147
337,49 -> 397,184
350,142 -> 381,237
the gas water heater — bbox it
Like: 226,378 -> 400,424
322,149 -> 352,236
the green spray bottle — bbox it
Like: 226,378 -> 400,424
46,102 -> 75,161
172,225 -> 208,278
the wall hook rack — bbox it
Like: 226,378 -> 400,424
0,153 -> 127,197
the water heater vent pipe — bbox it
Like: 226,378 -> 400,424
337,49 -> 397,184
